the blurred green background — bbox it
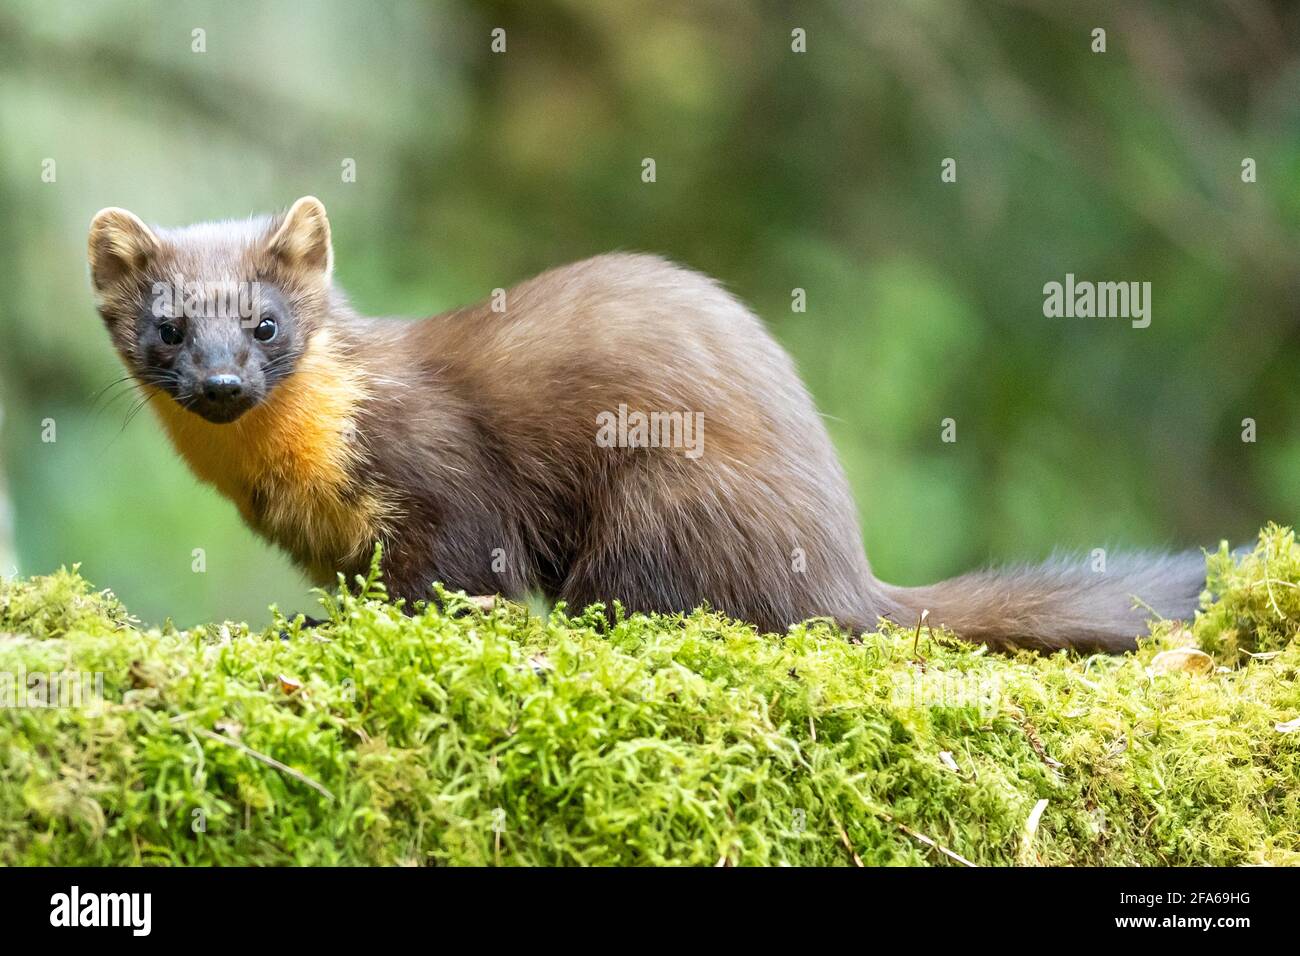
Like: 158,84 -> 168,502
1,0 -> 1297,628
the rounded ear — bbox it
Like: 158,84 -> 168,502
267,196 -> 333,278
88,207 -> 159,291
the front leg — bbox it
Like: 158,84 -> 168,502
277,613 -> 328,640
379,513 -> 533,610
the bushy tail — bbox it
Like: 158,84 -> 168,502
877,550 -> 1207,653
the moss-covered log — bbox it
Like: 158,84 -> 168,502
1,528 -> 1298,865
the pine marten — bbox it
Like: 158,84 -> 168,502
86,197 -> 1208,651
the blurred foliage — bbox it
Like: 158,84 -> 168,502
0,0 -> 1298,627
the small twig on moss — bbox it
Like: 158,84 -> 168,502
912,608 -> 930,659
193,728 -> 335,801
863,804 -> 976,867
829,814 -> 864,867
1019,798 -> 1050,865
893,819 -> 977,868
1012,710 -> 1064,774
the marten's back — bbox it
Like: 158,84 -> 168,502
345,253 -> 879,628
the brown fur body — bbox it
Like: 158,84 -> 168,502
89,199 -> 1207,652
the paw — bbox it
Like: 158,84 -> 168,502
277,614 -> 328,641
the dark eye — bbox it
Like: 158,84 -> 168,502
254,317 -> 277,342
159,322 -> 184,345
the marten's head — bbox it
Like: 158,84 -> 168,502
87,197 -> 334,424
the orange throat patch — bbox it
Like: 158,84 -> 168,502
147,330 -> 389,579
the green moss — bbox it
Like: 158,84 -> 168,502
2,528 -> 1298,866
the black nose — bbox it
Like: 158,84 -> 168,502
202,374 -> 244,403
